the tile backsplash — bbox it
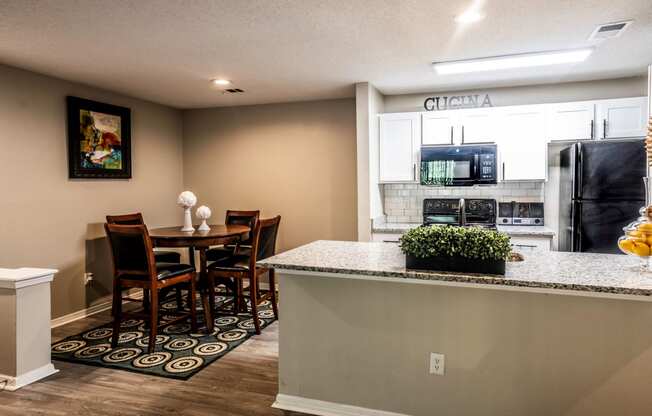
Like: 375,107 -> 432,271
383,182 -> 544,223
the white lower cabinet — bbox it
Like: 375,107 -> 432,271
510,236 -> 552,251
371,233 -> 401,243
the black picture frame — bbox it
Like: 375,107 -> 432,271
67,96 -> 132,179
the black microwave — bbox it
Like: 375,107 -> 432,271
420,144 -> 497,186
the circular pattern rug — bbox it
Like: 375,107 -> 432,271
51,290 -> 276,380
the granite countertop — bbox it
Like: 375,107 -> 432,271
258,240 -> 652,298
372,222 -> 555,237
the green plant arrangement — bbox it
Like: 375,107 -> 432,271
399,225 -> 512,275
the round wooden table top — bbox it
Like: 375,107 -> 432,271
149,224 -> 250,248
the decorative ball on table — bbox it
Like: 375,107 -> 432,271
196,205 -> 212,232
177,191 -> 198,232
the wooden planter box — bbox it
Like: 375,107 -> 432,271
405,254 -> 505,275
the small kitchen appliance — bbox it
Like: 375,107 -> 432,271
423,198 -> 496,228
420,144 -> 497,186
498,202 -> 544,225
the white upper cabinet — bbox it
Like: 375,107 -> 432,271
422,111 -> 455,145
456,107 -> 500,144
545,101 -> 595,141
498,105 -> 547,181
596,97 -> 648,139
379,113 -> 421,183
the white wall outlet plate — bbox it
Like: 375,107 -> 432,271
429,352 -> 445,375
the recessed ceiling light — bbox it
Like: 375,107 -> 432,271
455,10 -> 484,23
212,79 -> 231,86
432,48 -> 593,75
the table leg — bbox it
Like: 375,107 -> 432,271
188,246 -> 195,268
197,247 -> 214,332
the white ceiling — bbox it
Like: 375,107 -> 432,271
1,0 -> 650,109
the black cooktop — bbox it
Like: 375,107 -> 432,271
423,198 -> 496,228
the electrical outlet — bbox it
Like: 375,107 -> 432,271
84,272 -> 94,285
429,352 -> 445,375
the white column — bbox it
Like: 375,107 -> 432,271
0,268 -> 58,390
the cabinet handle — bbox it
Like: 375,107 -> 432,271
413,164 -> 417,181
603,119 -> 607,139
590,119 -> 594,139
461,125 -> 465,144
502,162 -> 506,181
450,126 -> 454,144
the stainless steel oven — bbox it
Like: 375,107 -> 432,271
420,144 -> 497,186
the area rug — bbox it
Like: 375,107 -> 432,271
51,291 -> 276,380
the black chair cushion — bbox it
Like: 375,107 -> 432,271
154,250 -> 181,263
206,245 -> 251,262
208,254 -> 251,271
156,263 -> 195,280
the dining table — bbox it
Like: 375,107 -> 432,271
149,224 -> 251,332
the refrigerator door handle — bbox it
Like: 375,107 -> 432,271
576,202 -> 582,252
603,119 -> 607,140
590,120 -> 594,140
576,145 -> 583,199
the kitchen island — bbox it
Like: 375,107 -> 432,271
260,241 -> 652,416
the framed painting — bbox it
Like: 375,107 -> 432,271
67,96 -> 132,179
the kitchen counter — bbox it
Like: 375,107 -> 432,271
259,240 -> 652,298
268,241 -> 652,415
372,222 -> 555,237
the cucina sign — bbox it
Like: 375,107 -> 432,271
424,94 -> 493,111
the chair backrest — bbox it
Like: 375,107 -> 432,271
106,213 -> 145,225
104,223 -> 156,281
255,216 -> 281,261
225,210 -> 260,245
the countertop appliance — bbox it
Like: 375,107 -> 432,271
558,139 -> 645,254
498,202 -> 544,225
420,144 -> 497,186
423,198 -> 496,228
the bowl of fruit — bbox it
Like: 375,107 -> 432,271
618,205 -> 652,268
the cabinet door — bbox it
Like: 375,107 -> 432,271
379,113 -> 420,183
545,102 -> 595,141
422,111 -> 456,145
498,106 -> 547,181
596,97 -> 648,139
457,108 -> 498,144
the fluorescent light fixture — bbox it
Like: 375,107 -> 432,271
455,10 -> 484,23
212,79 -> 231,85
432,49 -> 593,75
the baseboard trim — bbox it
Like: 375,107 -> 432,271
50,283 -> 278,329
51,289 -> 143,328
0,363 -> 58,391
272,393 -> 411,416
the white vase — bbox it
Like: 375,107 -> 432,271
198,219 -> 210,232
181,207 -> 195,232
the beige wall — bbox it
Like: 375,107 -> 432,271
0,65 -> 184,319
280,272 -> 652,416
182,99 -> 357,252
383,76 -> 647,113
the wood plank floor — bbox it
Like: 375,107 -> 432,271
0,307 -> 305,416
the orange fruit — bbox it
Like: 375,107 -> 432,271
619,239 -> 636,254
632,242 -> 651,257
637,223 -> 652,233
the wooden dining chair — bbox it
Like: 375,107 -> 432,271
207,216 -> 280,334
206,210 -> 260,262
105,223 -> 197,353
107,213 -> 183,312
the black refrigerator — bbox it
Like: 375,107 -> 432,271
558,139 -> 646,254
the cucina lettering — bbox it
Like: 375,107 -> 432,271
423,94 -> 493,111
